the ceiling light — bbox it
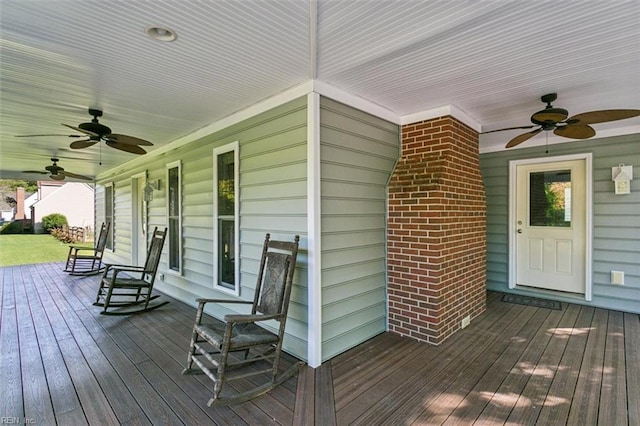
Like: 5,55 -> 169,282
145,25 -> 177,42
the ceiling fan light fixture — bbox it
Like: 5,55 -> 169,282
145,25 -> 177,42
79,121 -> 111,135
531,107 -> 569,124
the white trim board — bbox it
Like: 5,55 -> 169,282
306,92 -> 322,368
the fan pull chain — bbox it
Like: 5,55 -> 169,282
545,132 -> 549,154
99,140 -> 103,165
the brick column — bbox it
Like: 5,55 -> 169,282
387,116 -> 487,345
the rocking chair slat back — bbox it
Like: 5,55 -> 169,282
95,222 -> 110,253
256,252 -> 290,316
141,229 -> 166,280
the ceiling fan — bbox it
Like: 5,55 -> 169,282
17,108 -> 153,154
23,158 -> 92,181
483,93 -> 640,148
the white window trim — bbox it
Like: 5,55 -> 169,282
130,172 -> 147,265
166,160 -> 182,274
104,182 -> 115,252
213,141 -> 240,296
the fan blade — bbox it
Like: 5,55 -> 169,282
106,134 -> 153,146
481,125 -> 537,134
62,123 -> 99,137
60,171 -> 93,181
554,124 -> 596,139
505,128 -> 543,148
567,109 -> 640,125
105,141 -> 147,154
22,170 -> 48,174
16,134 -> 85,138
50,174 -> 66,181
70,139 -> 98,149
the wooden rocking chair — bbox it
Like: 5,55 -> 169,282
182,233 -> 303,406
64,222 -> 110,275
94,227 -> 168,315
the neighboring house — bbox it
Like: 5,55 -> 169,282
24,191 -> 37,220
95,90 -> 639,368
31,181 -> 95,233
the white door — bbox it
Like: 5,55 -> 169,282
514,159 -> 586,294
132,176 -> 147,265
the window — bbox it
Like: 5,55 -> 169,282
213,142 -> 239,294
167,161 -> 182,272
105,182 -> 114,250
529,169 -> 572,227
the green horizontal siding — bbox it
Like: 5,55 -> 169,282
319,96 -> 399,361
97,96 -> 310,360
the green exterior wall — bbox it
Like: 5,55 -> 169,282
480,133 -> 640,313
97,97 -> 310,359
319,97 -> 400,360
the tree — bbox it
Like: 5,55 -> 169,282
0,179 -> 38,193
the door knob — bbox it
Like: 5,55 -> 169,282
517,229 -> 522,234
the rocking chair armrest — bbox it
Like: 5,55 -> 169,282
195,298 -> 253,306
224,313 -> 282,324
110,265 -> 146,272
68,246 -> 96,257
103,265 -> 146,279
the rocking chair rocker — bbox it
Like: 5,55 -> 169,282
94,227 -> 168,315
64,222 -> 110,275
183,233 -> 303,406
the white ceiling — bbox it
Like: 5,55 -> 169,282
1,1 -> 639,181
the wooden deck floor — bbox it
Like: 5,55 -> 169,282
1,263 -> 638,425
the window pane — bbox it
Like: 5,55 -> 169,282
105,185 -> 113,250
218,219 -> 235,288
168,166 -> 180,271
168,167 -> 179,216
529,170 -> 571,227
217,151 -> 235,216
169,217 -> 180,270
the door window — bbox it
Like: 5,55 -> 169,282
529,169 -> 571,227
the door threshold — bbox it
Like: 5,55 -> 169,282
513,285 -> 585,301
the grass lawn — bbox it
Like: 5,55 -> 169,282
0,234 -> 92,266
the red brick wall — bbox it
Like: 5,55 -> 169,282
387,116 -> 487,345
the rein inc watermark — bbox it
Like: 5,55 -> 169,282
1,418 -> 36,425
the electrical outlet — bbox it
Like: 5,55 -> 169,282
611,271 -> 624,285
461,315 -> 471,329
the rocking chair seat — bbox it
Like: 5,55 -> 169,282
196,320 -> 281,351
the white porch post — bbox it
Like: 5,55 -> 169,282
307,92 -> 322,367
